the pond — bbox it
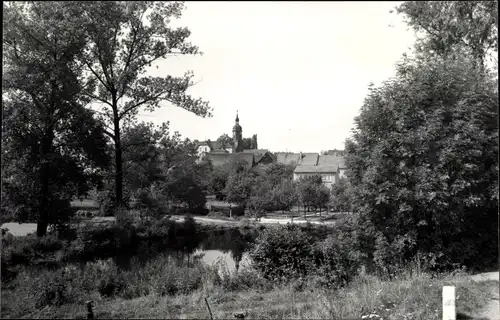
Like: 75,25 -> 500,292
2,222 -> 257,274
113,227 -> 257,274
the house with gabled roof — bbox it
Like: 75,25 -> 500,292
292,153 -> 347,189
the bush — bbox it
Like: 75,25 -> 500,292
82,259 -> 126,297
4,234 -> 64,266
250,224 -> 316,282
313,230 -> 364,288
73,224 -> 132,258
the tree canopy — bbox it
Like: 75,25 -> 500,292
2,2 -> 110,236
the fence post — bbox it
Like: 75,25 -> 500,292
204,297 -> 214,320
86,300 -> 94,320
442,286 -> 456,320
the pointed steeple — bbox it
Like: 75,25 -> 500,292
235,110 -> 239,123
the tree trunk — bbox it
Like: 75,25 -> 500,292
37,127 -> 54,237
113,109 -> 123,207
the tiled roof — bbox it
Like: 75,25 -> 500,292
195,141 -> 210,148
275,152 -> 302,165
318,155 -> 346,168
300,153 -> 319,166
243,149 -> 275,163
206,152 -> 255,171
294,165 -> 338,174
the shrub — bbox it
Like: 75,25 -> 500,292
313,230 -> 364,288
82,259 -> 126,297
250,224 -> 316,282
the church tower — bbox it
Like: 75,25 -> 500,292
232,111 -> 244,153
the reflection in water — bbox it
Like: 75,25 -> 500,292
2,221 -> 259,273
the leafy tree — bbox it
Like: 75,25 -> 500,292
209,167 -> 229,201
216,133 -> 232,147
2,2 -> 110,236
296,175 -> 329,213
395,1 -> 498,68
224,171 -> 255,207
266,163 -> 296,186
79,1 -> 212,206
121,122 -> 167,192
329,177 -> 353,212
248,176 -> 275,213
345,54 -> 498,270
251,134 -> 258,149
270,180 -> 298,213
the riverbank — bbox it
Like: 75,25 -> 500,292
2,262 -> 496,319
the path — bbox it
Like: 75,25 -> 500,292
469,272 -> 499,320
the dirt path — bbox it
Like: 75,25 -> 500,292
470,272 -> 499,320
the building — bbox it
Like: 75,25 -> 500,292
292,154 -> 347,189
195,140 -> 233,157
200,112 -> 274,173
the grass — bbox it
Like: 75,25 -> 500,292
2,259 -> 495,320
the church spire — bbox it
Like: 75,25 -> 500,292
235,110 -> 239,123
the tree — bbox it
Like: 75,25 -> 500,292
209,167 -> 229,201
329,178 -> 352,212
345,53 -> 498,270
216,133 -> 232,147
251,134 -> 258,149
296,175 -> 328,213
395,1 -> 498,69
224,171 -> 255,207
121,122 -> 167,192
79,1 -> 212,206
242,137 -> 252,149
2,2 -> 110,236
266,163 -> 296,186
271,180 -> 298,213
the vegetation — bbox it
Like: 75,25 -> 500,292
1,1 -> 498,319
345,1 -> 498,272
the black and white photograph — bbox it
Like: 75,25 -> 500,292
1,1 -> 498,319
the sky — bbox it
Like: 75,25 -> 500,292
141,1 -> 417,153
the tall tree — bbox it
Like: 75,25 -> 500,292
2,2 -> 110,236
345,54 -> 498,270
395,1 -> 498,68
79,1 -> 212,206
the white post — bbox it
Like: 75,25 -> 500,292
442,286 -> 456,320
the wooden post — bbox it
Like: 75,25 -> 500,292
442,286 -> 456,320
204,297 -> 214,320
86,300 -> 94,320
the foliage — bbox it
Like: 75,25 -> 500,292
250,224 -> 316,281
265,163 -> 296,186
121,122 -> 166,192
395,1 -> 498,68
328,177 -> 352,212
78,1 -> 212,205
224,171 -> 256,206
209,167 -> 229,200
296,175 -> 330,211
216,134 -> 232,147
313,217 -> 365,287
345,53 -> 498,271
270,180 -> 298,212
2,2 -> 110,236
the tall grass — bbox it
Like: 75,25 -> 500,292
2,255 -> 494,319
